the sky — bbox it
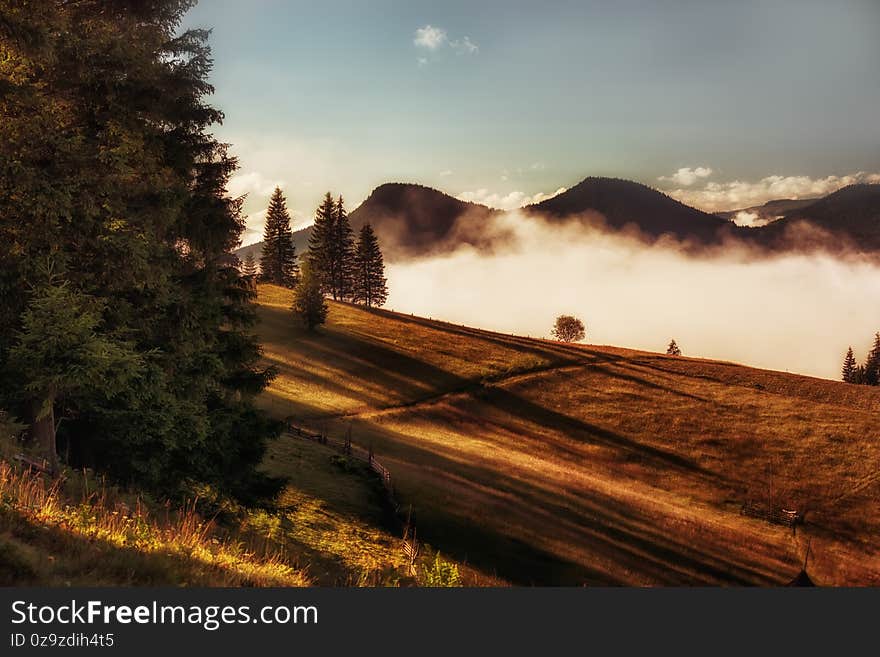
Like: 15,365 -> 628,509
181,0 -> 880,244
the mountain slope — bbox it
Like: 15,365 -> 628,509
256,284 -> 880,586
756,184 -> 880,250
525,177 -> 738,242
717,198 -> 818,224
235,184 -> 498,263
347,183 -> 499,257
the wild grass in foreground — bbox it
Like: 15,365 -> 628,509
0,460 -> 308,586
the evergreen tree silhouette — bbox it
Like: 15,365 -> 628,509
260,187 -> 298,287
308,192 -> 336,295
864,333 -> 880,386
841,346 -> 858,383
332,196 -> 355,301
353,224 -> 388,308
242,251 -> 259,278
666,339 -> 682,356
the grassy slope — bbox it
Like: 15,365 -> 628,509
257,284 -> 880,586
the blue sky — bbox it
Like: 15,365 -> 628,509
181,0 -> 880,242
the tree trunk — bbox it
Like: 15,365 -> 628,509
30,398 -> 57,471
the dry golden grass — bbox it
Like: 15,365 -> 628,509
256,284 -> 880,585
0,461 -> 308,586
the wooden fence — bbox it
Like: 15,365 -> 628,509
740,500 -> 803,531
284,420 -> 421,575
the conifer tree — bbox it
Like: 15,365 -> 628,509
864,333 -> 880,386
308,192 -> 336,294
291,261 -> 328,331
353,224 -> 388,308
260,187 -> 298,287
332,196 -> 355,301
242,251 -> 259,278
842,347 -> 858,383
666,339 -> 681,356
0,2 -> 280,498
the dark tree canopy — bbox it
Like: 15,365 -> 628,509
666,339 -> 682,356
551,315 -> 586,343
259,187 -> 298,287
353,224 -> 388,308
0,0 -> 280,500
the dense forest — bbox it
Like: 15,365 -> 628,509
0,0 -> 279,501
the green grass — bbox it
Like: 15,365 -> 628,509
256,284 -> 880,586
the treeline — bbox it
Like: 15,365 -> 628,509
841,334 -> 880,385
255,188 -> 388,311
0,2 -> 279,501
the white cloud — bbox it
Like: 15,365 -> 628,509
665,171 -> 880,212
439,169 -> 453,177
414,25 -> 447,50
658,166 -> 713,187
451,36 -> 479,55
413,25 -> 478,63
227,171 -> 285,199
731,211 -> 770,228
457,187 -> 567,210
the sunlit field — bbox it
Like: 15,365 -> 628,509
257,284 -> 880,585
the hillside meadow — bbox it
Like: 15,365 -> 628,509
256,284 -> 880,585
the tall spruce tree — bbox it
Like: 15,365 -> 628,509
332,196 -> 355,301
842,347 -> 858,383
864,333 -> 880,386
308,192 -> 336,295
353,224 -> 388,308
0,1 -> 280,499
260,187 -> 298,287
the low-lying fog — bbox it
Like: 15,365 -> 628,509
386,212 -> 880,380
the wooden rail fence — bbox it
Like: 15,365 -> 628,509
284,420 -> 421,575
740,500 -> 803,531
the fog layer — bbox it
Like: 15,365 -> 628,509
386,212 -> 880,380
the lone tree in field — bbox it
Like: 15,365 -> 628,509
551,315 -> 585,343
291,262 -> 328,331
842,347 -> 858,383
260,187 -> 299,287
352,224 -> 388,308
242,251 -> 259,278
666,339 -> 682,356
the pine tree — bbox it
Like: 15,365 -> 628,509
842,347 -> 858,383
291,261 -> 328,331
353,224 -> 388,308
864,333 -> 880,386
242,251 -> 259,277
0,2 -> 280,498
666,339 -> 681,356
260,187 -> 298,287
332,196 -> 355,301
308,192 -> 336,295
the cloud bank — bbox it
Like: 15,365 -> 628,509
660,170 -> 880,212
457,187 -> 567,211
386,212 -> 880,380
